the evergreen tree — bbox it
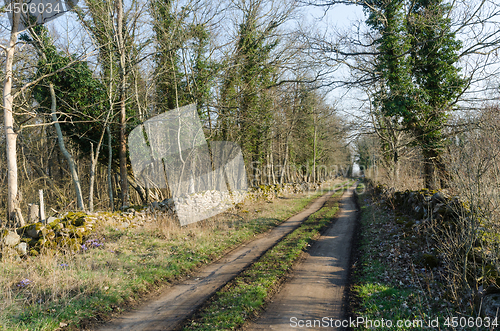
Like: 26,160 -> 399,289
23,27 -> 107,154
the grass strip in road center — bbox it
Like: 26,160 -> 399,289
182,182 -> 353,331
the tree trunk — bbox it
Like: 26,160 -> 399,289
313,118 -> 317,184
4,3 -> 21,225
423,149 -> 440,190
107,125 -> 114,211
89,113 -> 111,212
89,143 -> 95,211
117,0 -> 129,208
280,134 -> 290,184
49,83 -> 85,210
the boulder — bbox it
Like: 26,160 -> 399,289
51,221 -> 65,233
28,203 -> 39,223
2,230 -> 20,247
433,203 -> 447,217
414,205 -> 426,219
73,226 -> 91,238
15,242 -> 28,255
21,222 -> 46,239
60,212 -> 86,227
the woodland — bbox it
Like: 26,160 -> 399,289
1,0 -> 500,328
0,0 -> 497,237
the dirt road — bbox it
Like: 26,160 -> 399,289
96,183 -> 349,331
244,185 -> 358,331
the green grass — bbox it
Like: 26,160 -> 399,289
182,183 -> 352,331
352,182 -> 452,331
0,180 -> 351,331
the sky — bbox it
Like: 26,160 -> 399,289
6,1 -> 495,126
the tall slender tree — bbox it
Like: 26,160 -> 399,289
218,0 -> 282,184
76,0 -> 143,208
151,0 -> 187,111
2,0 -> 23,225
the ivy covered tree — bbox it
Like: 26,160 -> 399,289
364,0 -> 413,183
188,23 -> 217,122
151,1 -> 217,123
406,0 -> 465,189
25,28 -> 107,152
218,0 -> 278,183
364,0 -> 465,189
151,0 -> 187,111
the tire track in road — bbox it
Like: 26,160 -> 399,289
95,182 -> 351,331
243,184 -> 358,331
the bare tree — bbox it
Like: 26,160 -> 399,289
2,0 -> 23,225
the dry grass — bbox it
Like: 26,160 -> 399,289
366,165 -> 423,192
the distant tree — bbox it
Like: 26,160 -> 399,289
150,0 -> 188,111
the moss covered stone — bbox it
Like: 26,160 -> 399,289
17,222 -> 46,239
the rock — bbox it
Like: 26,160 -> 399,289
24,222 -> 46,239
51,221 -> 65,233
46,216 -> 57,223
431,191 -> 446,203
482,294 -> 500,317
28,203 -> 39,223
2,230 -> 20,247
414,205 -> 426,219
15,242 -> 28,255
65,212 -> 86,227
160,198 -> 174,209
74,226 -> 90,238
